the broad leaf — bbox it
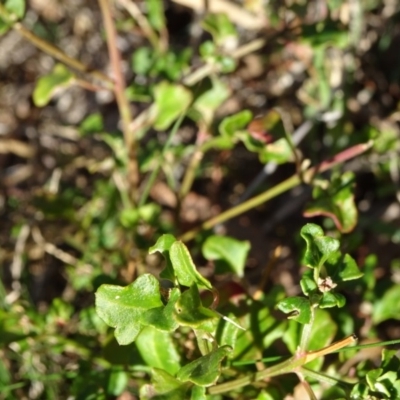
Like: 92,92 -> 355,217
33,63 -> 75,107
372,285 -> 400,324
202,235 -> 250,277
300,223 -> 340,269
136,326 -> 181,374
304,171 -> 358,233
177,345 -> 232,386
152,82 -> 192,130
277,296 -> 312,325
95,274 -> 163,345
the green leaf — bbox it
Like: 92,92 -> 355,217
5,0 -> 25,19
300,223 -> 340,269
140,368 -> 191,400
140,287 -> 180,331
277,296 -> 312,325
319,291 -> 346,308
177,345 -> 232,386
146,0 -> 165,32
306,309 -> 337,370
372,284 -> 400,324
95,274 -> 163,345
174,285 -> 218,331
80,112 -> 104,135
202,13 -> 237,48
152,82 -> 192,130
107,368 -> 128,396
300,275 -> 318,296
190,385 -> 207,400
136,326 -> 181,374
202,235 -> 250,277
149,234 -> 177,281
304,171 -> 358,233
219,110 -> 253,137
170,241 -> 212,290
192,78 -> 230,127
33,63 -> 75,107
335,254 -> 363,281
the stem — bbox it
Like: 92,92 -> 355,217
179,146 -> 204,200
98,0 -> 139,202
208,335 -> 357,395
180,141 -> 373,242
138,113 -> 186,207
12,23 -> 113,88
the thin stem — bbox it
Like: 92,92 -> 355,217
98,0 -> 139,201
180,141 -> 373,242
208,335 -> 357,395
12,23 -> 113,88
138,113 -> 186,207
179,146 -> 204,200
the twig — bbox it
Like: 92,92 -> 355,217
180,141 -> 373,242
98,0 -> 139,202
5,224 -> 30,304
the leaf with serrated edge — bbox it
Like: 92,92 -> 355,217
95,274 -> 163,345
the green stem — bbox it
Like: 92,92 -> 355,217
208,334 -> 357,395
138,113 -> 186,207
299,308 -> 315,353
180,141 -> 373,242
98,0 -> 139,202
12,22 -> 113,88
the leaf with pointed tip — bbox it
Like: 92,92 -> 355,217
202,235 -> 250,277
33,64 -> 75,107
149,234 -> 177,281
140,368 -> 191,400
304,171 -> 358,233
95,274 -> 163,345
174,285 -> 218,332
170,241 -> 212,290
177,345 -> 232,386
219,110 -> 252,138
277,296 -> 312,325
140,287 -> 180,331
319,291 -> 346,308
300,223 -> 340,269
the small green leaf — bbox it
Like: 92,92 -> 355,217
202,235 -> 250,277
136,326 -> 181,374
335,254 -> 363,281
304,171 -> 358,233
219,110 -> 253,138
174,285 -> 218,331
146,0 -> 165,32
149,234 -> 177,281
277,297 -> 312,325
152,82 -> 192,130
319,291 -> 346,308
170,241 -> 212,290
300,275 -> 318,296
177,345 -> 232,386
372,284 -> 400,324
95,274 -> 163,345
107,368 -> 128,396
140,287 -> 180,331
80,112 -> 103,135
202,13 -> 237,48
140,368 -> 191,400
190,385 -> 207,400
33,63 -> 75,107
300,223 -> 340,269
5,0 -> 25,19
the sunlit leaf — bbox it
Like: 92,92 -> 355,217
202,235 -> 250,277
277,296 -> 312,325
95,274 -> 163,345
136,326 -> 181,374
33,63 -> 75,107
